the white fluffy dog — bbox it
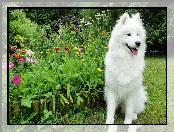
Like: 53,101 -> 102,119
104,12 -> 147,132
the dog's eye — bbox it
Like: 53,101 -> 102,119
137,34 -> 139,36
127,33 -> 131,36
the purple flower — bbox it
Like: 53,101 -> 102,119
18,58 -> 25,63
9,62 -> 15,68
12,75 -> 21,84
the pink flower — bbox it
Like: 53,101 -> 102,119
73,27 -> 79,32
18,58 -> 25,63
12,75 -> 21,84
26,57 -> 37,63
9,62 -> 15,68
26,57 -> 30,62
31,58 -> 37,63
78,48 -> 83,51
2,62 -> 7,68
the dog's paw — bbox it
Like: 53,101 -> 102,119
124,118 -> 132,124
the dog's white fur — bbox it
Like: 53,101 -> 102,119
104,12 -> 147,132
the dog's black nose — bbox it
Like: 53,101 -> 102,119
135,41 -> 141,46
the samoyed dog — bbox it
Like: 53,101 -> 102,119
104,13 -> 147,132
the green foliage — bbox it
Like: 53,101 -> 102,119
24,8 -> 166,53
9,9 -> 46,50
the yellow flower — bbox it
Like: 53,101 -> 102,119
40,52 -> 44,54
64,51 -> 68,55
93,41 -> 97,44
87,39 -> 91,42
104,46 -> 108,49
76,52 -> 80,55
101,31 -> 106,35
97,68 -> 102,72
93,58 -> 99,60
74,47 -> 78,50
21,48 -> 27,53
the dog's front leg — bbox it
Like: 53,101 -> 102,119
124,100 -> 134,124
105,90 -> 117,132
105,90 -> 117,124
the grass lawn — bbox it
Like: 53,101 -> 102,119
45,54 -> 166,124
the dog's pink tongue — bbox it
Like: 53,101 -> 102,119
131,48 -> 138,55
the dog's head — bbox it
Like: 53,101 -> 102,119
116,13 -> 146,55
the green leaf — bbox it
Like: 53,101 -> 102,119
67,84 -> 71,98
42,71 -> 53,82
77,95 -> 84,106
43,109 -> 52,119
70,95 -> 73,103
21,112 -> 37,124
21,98 -> 31,108
44,92 -> 52,98
40,99 -> 44,104
59,94 -> 69,106
12,89 -> 19,96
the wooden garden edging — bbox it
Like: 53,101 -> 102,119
9,91 -> 104,117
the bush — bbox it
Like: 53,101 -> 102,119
9,9 -> 46,51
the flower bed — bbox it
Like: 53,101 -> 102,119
8,9 -> 111,123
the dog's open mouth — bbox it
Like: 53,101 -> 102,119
126,44 -> 138,55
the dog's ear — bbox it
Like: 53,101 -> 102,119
119,13 -> 130,25
133,13 -> 141,22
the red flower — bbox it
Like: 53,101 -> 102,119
11,45 -> 17,51
65,46 -> 70,51
55,47 -> 60,52
12,75 -> 21,84
16,53 -> 22,59
11,54 -> 16,58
